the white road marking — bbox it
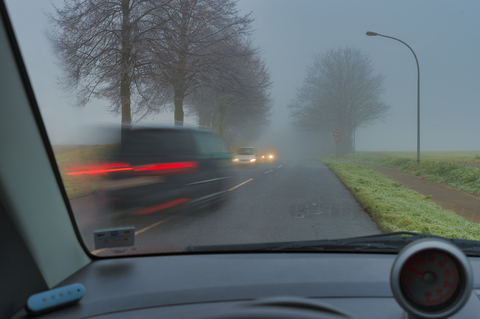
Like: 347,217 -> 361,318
229,178 -> 253,191
185,176 -> 230,186
278,164 -> 283,168
264,170 -> 273,174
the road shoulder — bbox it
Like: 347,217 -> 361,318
349,161 -> 480,224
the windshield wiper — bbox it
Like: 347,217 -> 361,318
184,231 -> 480,255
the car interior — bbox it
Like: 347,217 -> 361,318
2,1 -> 480,319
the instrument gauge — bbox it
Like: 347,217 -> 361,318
391,238 -> 472,319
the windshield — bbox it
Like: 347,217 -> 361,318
4,0 -> 480,257
238,148 -> 255,155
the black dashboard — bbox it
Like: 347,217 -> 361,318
10,251 -> 480,319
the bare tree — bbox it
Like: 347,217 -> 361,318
49,0 -> 172,139
187,38 -> 271,142
191,86 -> 271,143
145,0 -> 254,125
289,47 -> 390,155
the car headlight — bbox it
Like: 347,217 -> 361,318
262,155 -> 265,158
232,158 -> 239,162
269,155 -> 273,158
250,158 -> 256,162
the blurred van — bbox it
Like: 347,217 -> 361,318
103,126 -> 234,215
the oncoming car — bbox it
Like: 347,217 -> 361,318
260,153 -> 276,163
232,147 -> 258,166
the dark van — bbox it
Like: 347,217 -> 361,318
103,126 -> 234,215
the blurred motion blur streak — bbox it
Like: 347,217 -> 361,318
133,199 -> 191,215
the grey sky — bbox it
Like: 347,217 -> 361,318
5,0 -> 480,151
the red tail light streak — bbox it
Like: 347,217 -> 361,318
66,162 -> 198,176
133,198 -> 191,215
134,162 -> 198,175
66,163 -> 132,175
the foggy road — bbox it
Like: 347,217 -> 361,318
70,159 -> 380,256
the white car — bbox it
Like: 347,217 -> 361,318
233,147 -> 258,165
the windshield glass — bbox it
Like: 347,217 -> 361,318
238,148 -> 255,155
5,0 -> 480,257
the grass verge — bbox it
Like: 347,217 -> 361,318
364,151 -> 480,168
345,153 -> 480,195
322,160 -> 480,241
54,144 -> 118,198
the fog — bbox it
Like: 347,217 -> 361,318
5,0 -> 480,155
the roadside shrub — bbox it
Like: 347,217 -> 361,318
388,158 -> 416,170
420,160 -> 458,176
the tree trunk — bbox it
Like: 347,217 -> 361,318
218,104 -> 227,137
173,4 -> 190,126
120,0 -> 132,142
198,109 -> 207,127
174,88 -> 185,125
337,129 -> 353,156
121,78 -> 132,141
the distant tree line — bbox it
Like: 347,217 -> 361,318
289,47 -> 389,155
49,0 -> 271,142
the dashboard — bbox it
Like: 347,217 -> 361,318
9,248 -> 480,319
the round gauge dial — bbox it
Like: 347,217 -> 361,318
400,249 -> 459,307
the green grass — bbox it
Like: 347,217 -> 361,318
54,144 -> 118,198
322,161 -> 480,241
361,151 -> 480,168
345,152 -> 480,194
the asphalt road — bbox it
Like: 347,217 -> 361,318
70,159 -> 380,257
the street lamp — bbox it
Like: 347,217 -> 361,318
366,31 -> 421,163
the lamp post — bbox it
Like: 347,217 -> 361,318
366,31 -> 420,163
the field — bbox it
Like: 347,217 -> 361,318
53,144 -> 118,198
362,151 -> 480,168
345,152 -> 480,195
322,161 -> 480,241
